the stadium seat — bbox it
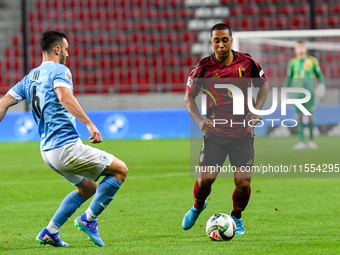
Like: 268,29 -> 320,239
2,0 -> 339,95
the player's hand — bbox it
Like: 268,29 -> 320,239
249,112 -> 262,126
315,83 -> 326,99
199,119 -> 214,133
87,124 -> 102,144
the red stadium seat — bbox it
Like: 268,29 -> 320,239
334,5 -> 340,13
241,18 -> 248,29
316,5 -> 326,14
299,5 -> 308,14
327,16 -> 336,26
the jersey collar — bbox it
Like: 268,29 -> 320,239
212,50 -> 237,66
40,61 -> 55,66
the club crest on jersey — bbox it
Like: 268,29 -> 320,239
238,67 -> 245,77
65,71 -> 72,81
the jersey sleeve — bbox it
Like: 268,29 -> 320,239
52,65 -> 73,91
312,57 -> 324,84
185,64 -> 203,99
7,75 -> 28,103
250,57 -> 267,88
283,59 -> 294,87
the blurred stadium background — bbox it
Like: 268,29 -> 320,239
0,0 -> 339,140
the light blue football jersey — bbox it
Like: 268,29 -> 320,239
9,61 -> 80,151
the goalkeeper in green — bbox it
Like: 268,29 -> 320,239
284,41 -> 325,150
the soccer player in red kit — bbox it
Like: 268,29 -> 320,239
182,23 -> 269,235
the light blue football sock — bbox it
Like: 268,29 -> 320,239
88,176 -> 122,217
51,190 -> 86,228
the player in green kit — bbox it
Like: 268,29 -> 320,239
284,41 -> 325,150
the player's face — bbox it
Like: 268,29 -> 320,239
295,43 -> 306,59
59,39 -> 69,65
211,30 -> 233,59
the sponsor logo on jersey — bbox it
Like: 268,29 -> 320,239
303,59 -> 313,71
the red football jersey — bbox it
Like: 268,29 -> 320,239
186,50 -> 267,138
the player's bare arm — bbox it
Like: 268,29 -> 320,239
184,92 -> 213,133
55,87 -> 102,144
251,82 -> 270,125
0,94 -> 18,122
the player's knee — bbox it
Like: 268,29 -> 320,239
234,178 -> 250,193
119,162 -> 128,181
198,178 -> 215,188
111,161 -> 128,183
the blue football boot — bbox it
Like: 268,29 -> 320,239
231,215 -> 245,235
182,201 -> 207,230
36,228 -> 69,247
74,213 -> 105,247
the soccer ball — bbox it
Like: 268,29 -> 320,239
206,213 -> 236,241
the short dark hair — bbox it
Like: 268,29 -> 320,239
297,40 -> 304,44
210,23 -> 232,37
40,31 -> 66,53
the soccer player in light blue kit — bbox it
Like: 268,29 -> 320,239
0,31 -> 128,247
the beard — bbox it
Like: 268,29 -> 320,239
217,51 -> 228,62
59,52 -> 66,65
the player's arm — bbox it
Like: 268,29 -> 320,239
312,57 -> 326,99
0,93 -> 19,122
313,57 -> 325,84
251,82 -> 270,125
283,60 -> 293,87
184,92 -> 213,133
55,87 -> 102,144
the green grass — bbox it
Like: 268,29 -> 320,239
0,136 -> 339,254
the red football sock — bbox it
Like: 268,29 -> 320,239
193,180 -> 211,209
231,187 -> 251,219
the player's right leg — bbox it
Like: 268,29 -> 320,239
74,157 -> 128,247
37,145 -> 95,247
182,137 -> 226,230
182,170 -> 218,230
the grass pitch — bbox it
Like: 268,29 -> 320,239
0,136 -> 340,255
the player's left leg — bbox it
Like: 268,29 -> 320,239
294,112 -> 307,150
229,133 -> 254,235
303,95 -> 317,149
231,169 -> 252,235
307,115 -> 318,149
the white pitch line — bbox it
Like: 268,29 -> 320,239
0,172 -> 190,185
